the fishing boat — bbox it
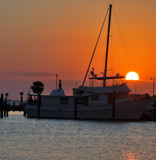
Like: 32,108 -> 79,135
24,4 -> 152,120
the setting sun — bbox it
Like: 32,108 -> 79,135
126,72 -> 139,80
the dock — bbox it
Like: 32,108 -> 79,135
0,93 -> 24,118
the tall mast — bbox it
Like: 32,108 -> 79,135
103,4 -> 112,87
82,7 -> 109,87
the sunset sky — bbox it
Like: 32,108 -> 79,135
0,0 -> 156,99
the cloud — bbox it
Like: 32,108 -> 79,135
0,70 -> 57,78
23,72 -> 56,77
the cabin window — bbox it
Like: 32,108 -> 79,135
83,97 -> 88,106
91,94 -> 99,101
77,97 -> 88,106
60,97 -> 68,105
28,95 -> 40,105
77,97 -> 83,104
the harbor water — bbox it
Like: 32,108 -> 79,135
0,113 -> 156,160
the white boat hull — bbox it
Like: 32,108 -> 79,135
24,98 -> 151,120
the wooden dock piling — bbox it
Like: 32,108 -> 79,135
74,97 -> 77,120
20,92 -> 23,105
153,100 -> 156,121
4,93 -> 8,117
0,94 -> 4,118
37,94 -> 41,118
112,91 -> 116,120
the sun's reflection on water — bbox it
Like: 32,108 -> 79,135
121,151 -> 139,160
0,114 -> 155,160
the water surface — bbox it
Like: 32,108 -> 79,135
0,113 -> 156,160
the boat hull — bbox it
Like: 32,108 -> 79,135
24,98 -> 151,120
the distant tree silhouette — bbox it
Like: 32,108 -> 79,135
31,81 -> 44,95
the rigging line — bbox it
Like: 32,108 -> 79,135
112,9 -> 133,67
82,7 -> 109,86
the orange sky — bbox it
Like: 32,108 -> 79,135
0,0 -> 156,99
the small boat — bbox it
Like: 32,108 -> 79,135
24,4 -> 152,120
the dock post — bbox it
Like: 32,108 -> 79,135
0,94 -> 4,118
0,95 -> 1,118
20,92 -> 23,105
4,93 -> 8,117
153,100 -> 156,121
23,111 -> 26,117
112,91 -> 116,121
37,94 -> 41,118
4,100 -> 6,117
74,97 -> 77,120
6,103 -> 8,117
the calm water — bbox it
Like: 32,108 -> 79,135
0,113 -> 156,160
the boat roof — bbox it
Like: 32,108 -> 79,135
49,89 -> 65,96
74,83 -> 131,96
89,75 -> 125,80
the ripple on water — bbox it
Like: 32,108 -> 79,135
0,114 -> 156,160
